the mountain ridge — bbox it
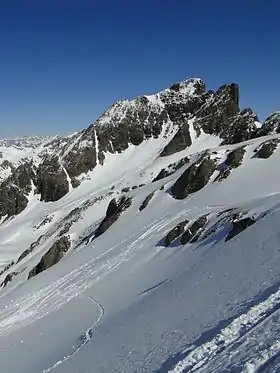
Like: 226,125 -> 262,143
1,76 -> 280,372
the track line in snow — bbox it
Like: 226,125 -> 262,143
166,285 -> 280,373
42,295 -> 104,373
241,340 -> 280,373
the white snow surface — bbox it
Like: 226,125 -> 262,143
1,129 -> 280,372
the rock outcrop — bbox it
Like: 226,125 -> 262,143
161,84 -> 259,157
215,147 -> 245,181
171,157 -> 216,199
225,217 -> 255,242
253,139 -> 280,159
28,236 -> 71,279
94,196 -> 132,238
160,123 -> 192,157
180,216 -> 208,244
254,112 -> 280,137
163,220 -> 189,246
35,156 -> 69,202
139,192 -> 155,211
0,161 -> 35,219
0,184 -> 29,219
152,157 -> 190,183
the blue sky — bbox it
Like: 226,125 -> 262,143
0,0 -> 279,137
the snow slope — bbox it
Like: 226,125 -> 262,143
1,125 -> 280,372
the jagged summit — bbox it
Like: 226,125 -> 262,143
257,111 -> 280,136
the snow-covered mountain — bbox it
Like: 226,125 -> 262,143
1,77 -> 280,372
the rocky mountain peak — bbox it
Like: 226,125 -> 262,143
163,77 -> 205,98
0,76 -> 279,221
258,111 -> 280,136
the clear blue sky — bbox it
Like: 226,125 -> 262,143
0,0 -> 279,137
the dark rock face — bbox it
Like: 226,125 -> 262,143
152,157 -> 190,183
0,261 -> 15,277
62,127 -> 97,177
215,147 -> 245,181
181,216 -> 208,244
35,156 -> 69,202
93,100 -> 169,158
0,160 -> 13,172
220,109 -> 259,145
171,157 -> 216,200
226,147 -> 246,168
193,87 -> 258,145
28,236 -> 71,279
225,217 -> 255,242
160,78 -> 206,121
1,271 -> 18,288
253,139 -> 279,159
6,162 -> 35,194
0,161 -> 35,219
139,192 -> 155,211
0,184 -> 28,219
17,235 -> 45,263
163,220 -> 189,246
254,112 -> 280,137
65,147 -> 97,178
160,124 -> 192,157
71,178 -> 81,189
161,83 -> 259,157
94,78 -> 205,159
193,84 -> 239,136
94,196 -> 132,238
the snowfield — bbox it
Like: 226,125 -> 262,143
1,127 -> 280,373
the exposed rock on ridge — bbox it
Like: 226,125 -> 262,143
94,196 -> 132,238
35,156 -> 69,202
28,236 -> 71,278
0,76 -> 279,221
171,156 -> 217,199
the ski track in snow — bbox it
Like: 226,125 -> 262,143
3,126 -> 280,372
167,285 -> 280,373
42,295 -> 104,373
0,213 -> 172,337
241,340 -> 280,373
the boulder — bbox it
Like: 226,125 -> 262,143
164,220 -> 189,246
94,196 -> 132,237
225,217 -> 255,242
152,157 -> 190,183
215,147 -> 245,182
181,216 -> 208,244
171,157 -> 216,199
253,139 -> 279,159
28,236 -> 71,279
226,147 -> 245,168
139,192 -> 155,211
